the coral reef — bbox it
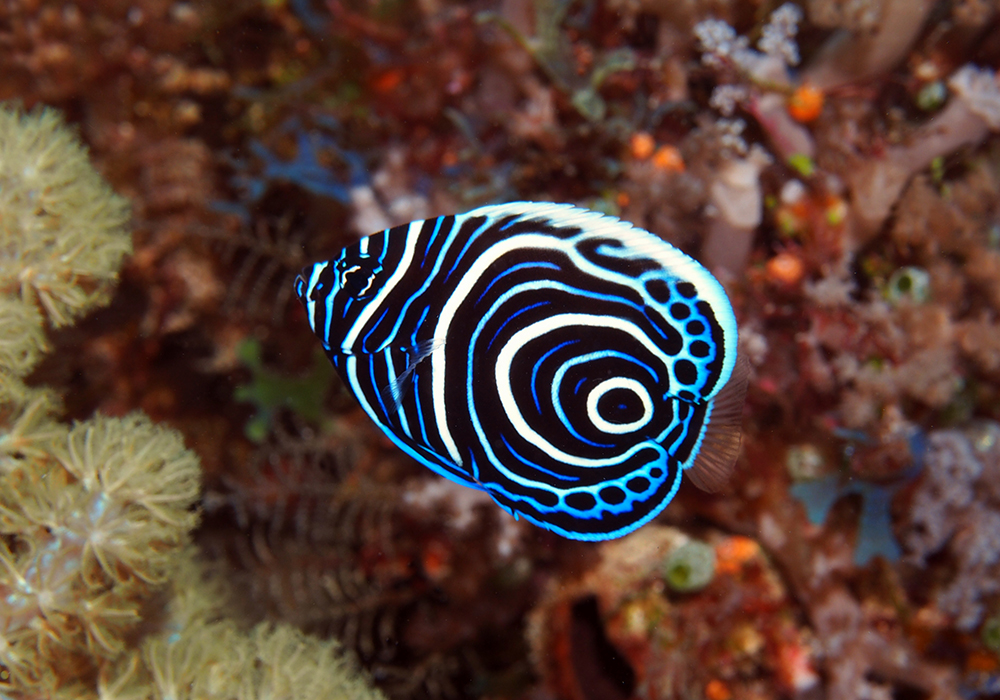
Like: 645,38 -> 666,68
234,337 -> 334,441
902,423 -> 1000,631
526,526 -> 819,700
3,1 -> 1000,699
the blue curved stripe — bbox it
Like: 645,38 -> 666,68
369,356 -> 389,420
531,339 -> 577,414
361,306 -> 389,350
499,433 -> 580,483
476,261 -> 560,305
485,300 -> 550,353
443,215 -> 490,283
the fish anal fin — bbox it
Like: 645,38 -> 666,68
685,353 -> 750,493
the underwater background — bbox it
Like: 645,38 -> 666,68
2,0 -> 1000,698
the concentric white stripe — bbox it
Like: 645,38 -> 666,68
433,231 -> 576,465
435,221 -> 677,465
472,202 -> 739,391
492,313 -> 673,468
586,377 -> 653,434
433,204 -> 737,466
334,202 -> 739,482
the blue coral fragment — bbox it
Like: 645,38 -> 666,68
227,117 -> 368,205
791,430 -> 926,566
790,476 -> 902,566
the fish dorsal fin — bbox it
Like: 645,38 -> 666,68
381,338 -> 443,411
685,353 -> 750,493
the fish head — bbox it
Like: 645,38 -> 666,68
295,232 -> 396,355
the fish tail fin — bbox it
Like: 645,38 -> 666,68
685,353 -> 750,493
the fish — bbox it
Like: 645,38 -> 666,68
295,202 -> 748,541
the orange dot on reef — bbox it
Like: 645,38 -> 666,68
652,145 -> 685,172
630,132 -> 655,160
715,535 -> 760,574
766,251 -> 805,286
371,68 -> 405,93
788,83 -> 824,123
705,679 -> 733,700
421,539 -> 451,582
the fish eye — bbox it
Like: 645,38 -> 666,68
337,253 -> 382,298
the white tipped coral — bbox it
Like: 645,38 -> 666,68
0,296 -> 46,379
0,105 -> 131,328
758,3 -> 803,66
0,103 -> 385,700
0,411 -> 202,689
947,64 -> 1000,130
52,413 -> 202,585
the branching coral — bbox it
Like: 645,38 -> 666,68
139,620 -> 381,700
479,0 -> 637,122
695,3 -> 814,161
851,64 -> 1000,232
688,6 -> 814,274
0,297 -> 46,378
805,0 -> 935,89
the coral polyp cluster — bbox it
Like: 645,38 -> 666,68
0,410 -> 200,691
0,105 -> 382,700
0,107 -> 131,329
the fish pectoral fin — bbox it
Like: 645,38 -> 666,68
685,353 -> 750,493
380,338 -> 444,411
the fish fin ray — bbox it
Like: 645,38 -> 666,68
380,339 -> 443,411
685,353 -> 749,493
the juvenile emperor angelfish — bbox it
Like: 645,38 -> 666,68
295,202 -> 748,541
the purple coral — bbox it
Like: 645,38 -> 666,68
904,424 -> 1000,630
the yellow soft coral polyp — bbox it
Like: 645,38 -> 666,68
0,104 -> 383,700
